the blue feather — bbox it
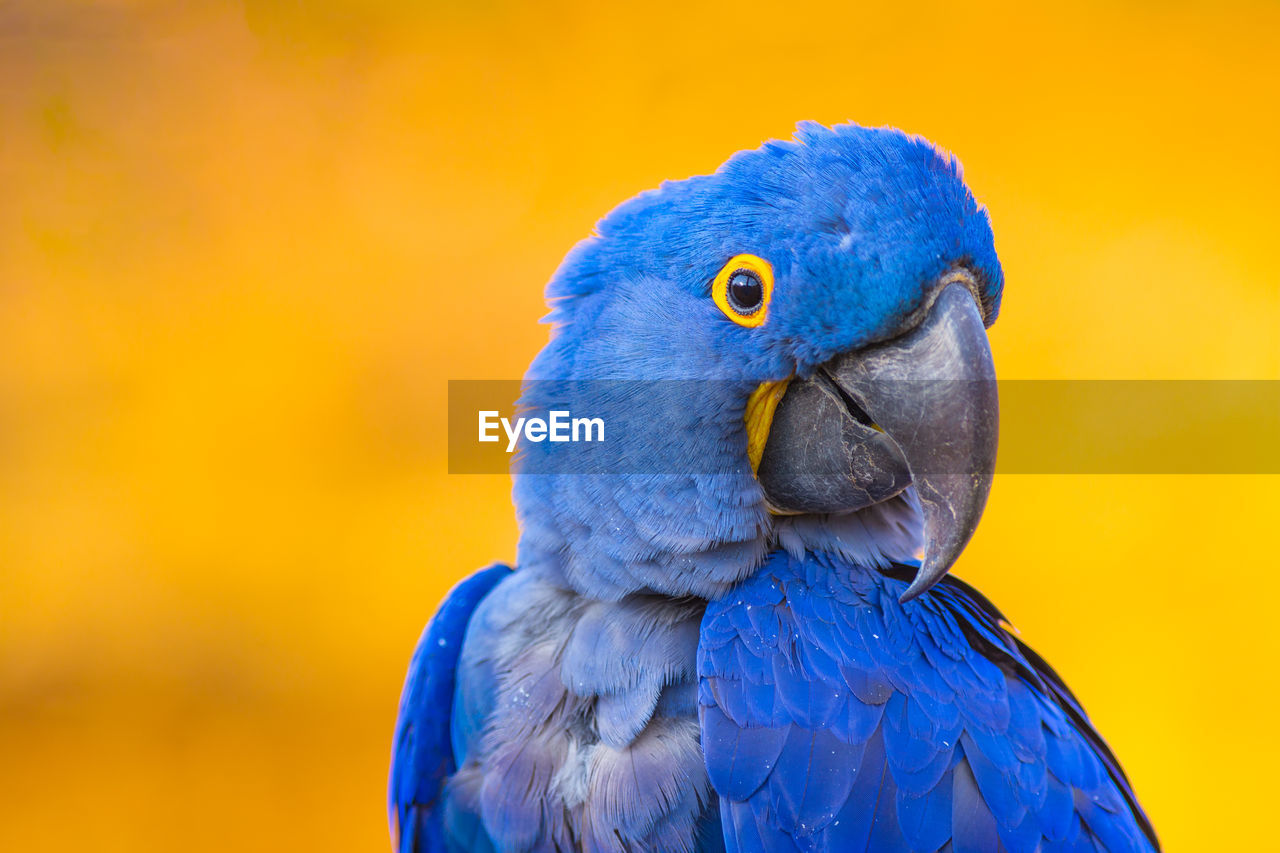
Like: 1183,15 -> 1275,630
896,765 -> 954,852
951,759 -> 1002,853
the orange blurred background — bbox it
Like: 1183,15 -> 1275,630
1,1 -> 1277,850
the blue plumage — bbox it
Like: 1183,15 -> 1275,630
389,564 -> 511,852
699,553 -> 1157,851
388,122 -> 1157,852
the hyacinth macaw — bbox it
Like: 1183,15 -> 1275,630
389,122 -> 1158,852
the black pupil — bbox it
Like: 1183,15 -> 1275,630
727,270 -> 763,313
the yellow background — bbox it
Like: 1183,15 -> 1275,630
2,1 -> 1278,850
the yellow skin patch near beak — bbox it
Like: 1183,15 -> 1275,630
745,378 -> 791,474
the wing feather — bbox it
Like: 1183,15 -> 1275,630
699,553 -> 1159,852
388,564 -> 511,853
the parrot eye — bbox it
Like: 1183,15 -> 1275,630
712,254 -> 773,327
728,271 -> 763,312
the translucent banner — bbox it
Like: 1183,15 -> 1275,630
447,380 -> 1280,475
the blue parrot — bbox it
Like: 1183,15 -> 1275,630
389,122 -> 1158,852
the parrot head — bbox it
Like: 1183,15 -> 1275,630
516,122 -> 1003,602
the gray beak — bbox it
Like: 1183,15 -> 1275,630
757,282 -> 998,600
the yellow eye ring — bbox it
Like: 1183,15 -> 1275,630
712,254 -> 773,327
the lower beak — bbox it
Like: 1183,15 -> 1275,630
756,282 -> 998,600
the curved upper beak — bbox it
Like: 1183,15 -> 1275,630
756,281 -> 998,600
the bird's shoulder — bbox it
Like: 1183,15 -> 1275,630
388,562 -> 512,853
698,550 -> 1159,852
